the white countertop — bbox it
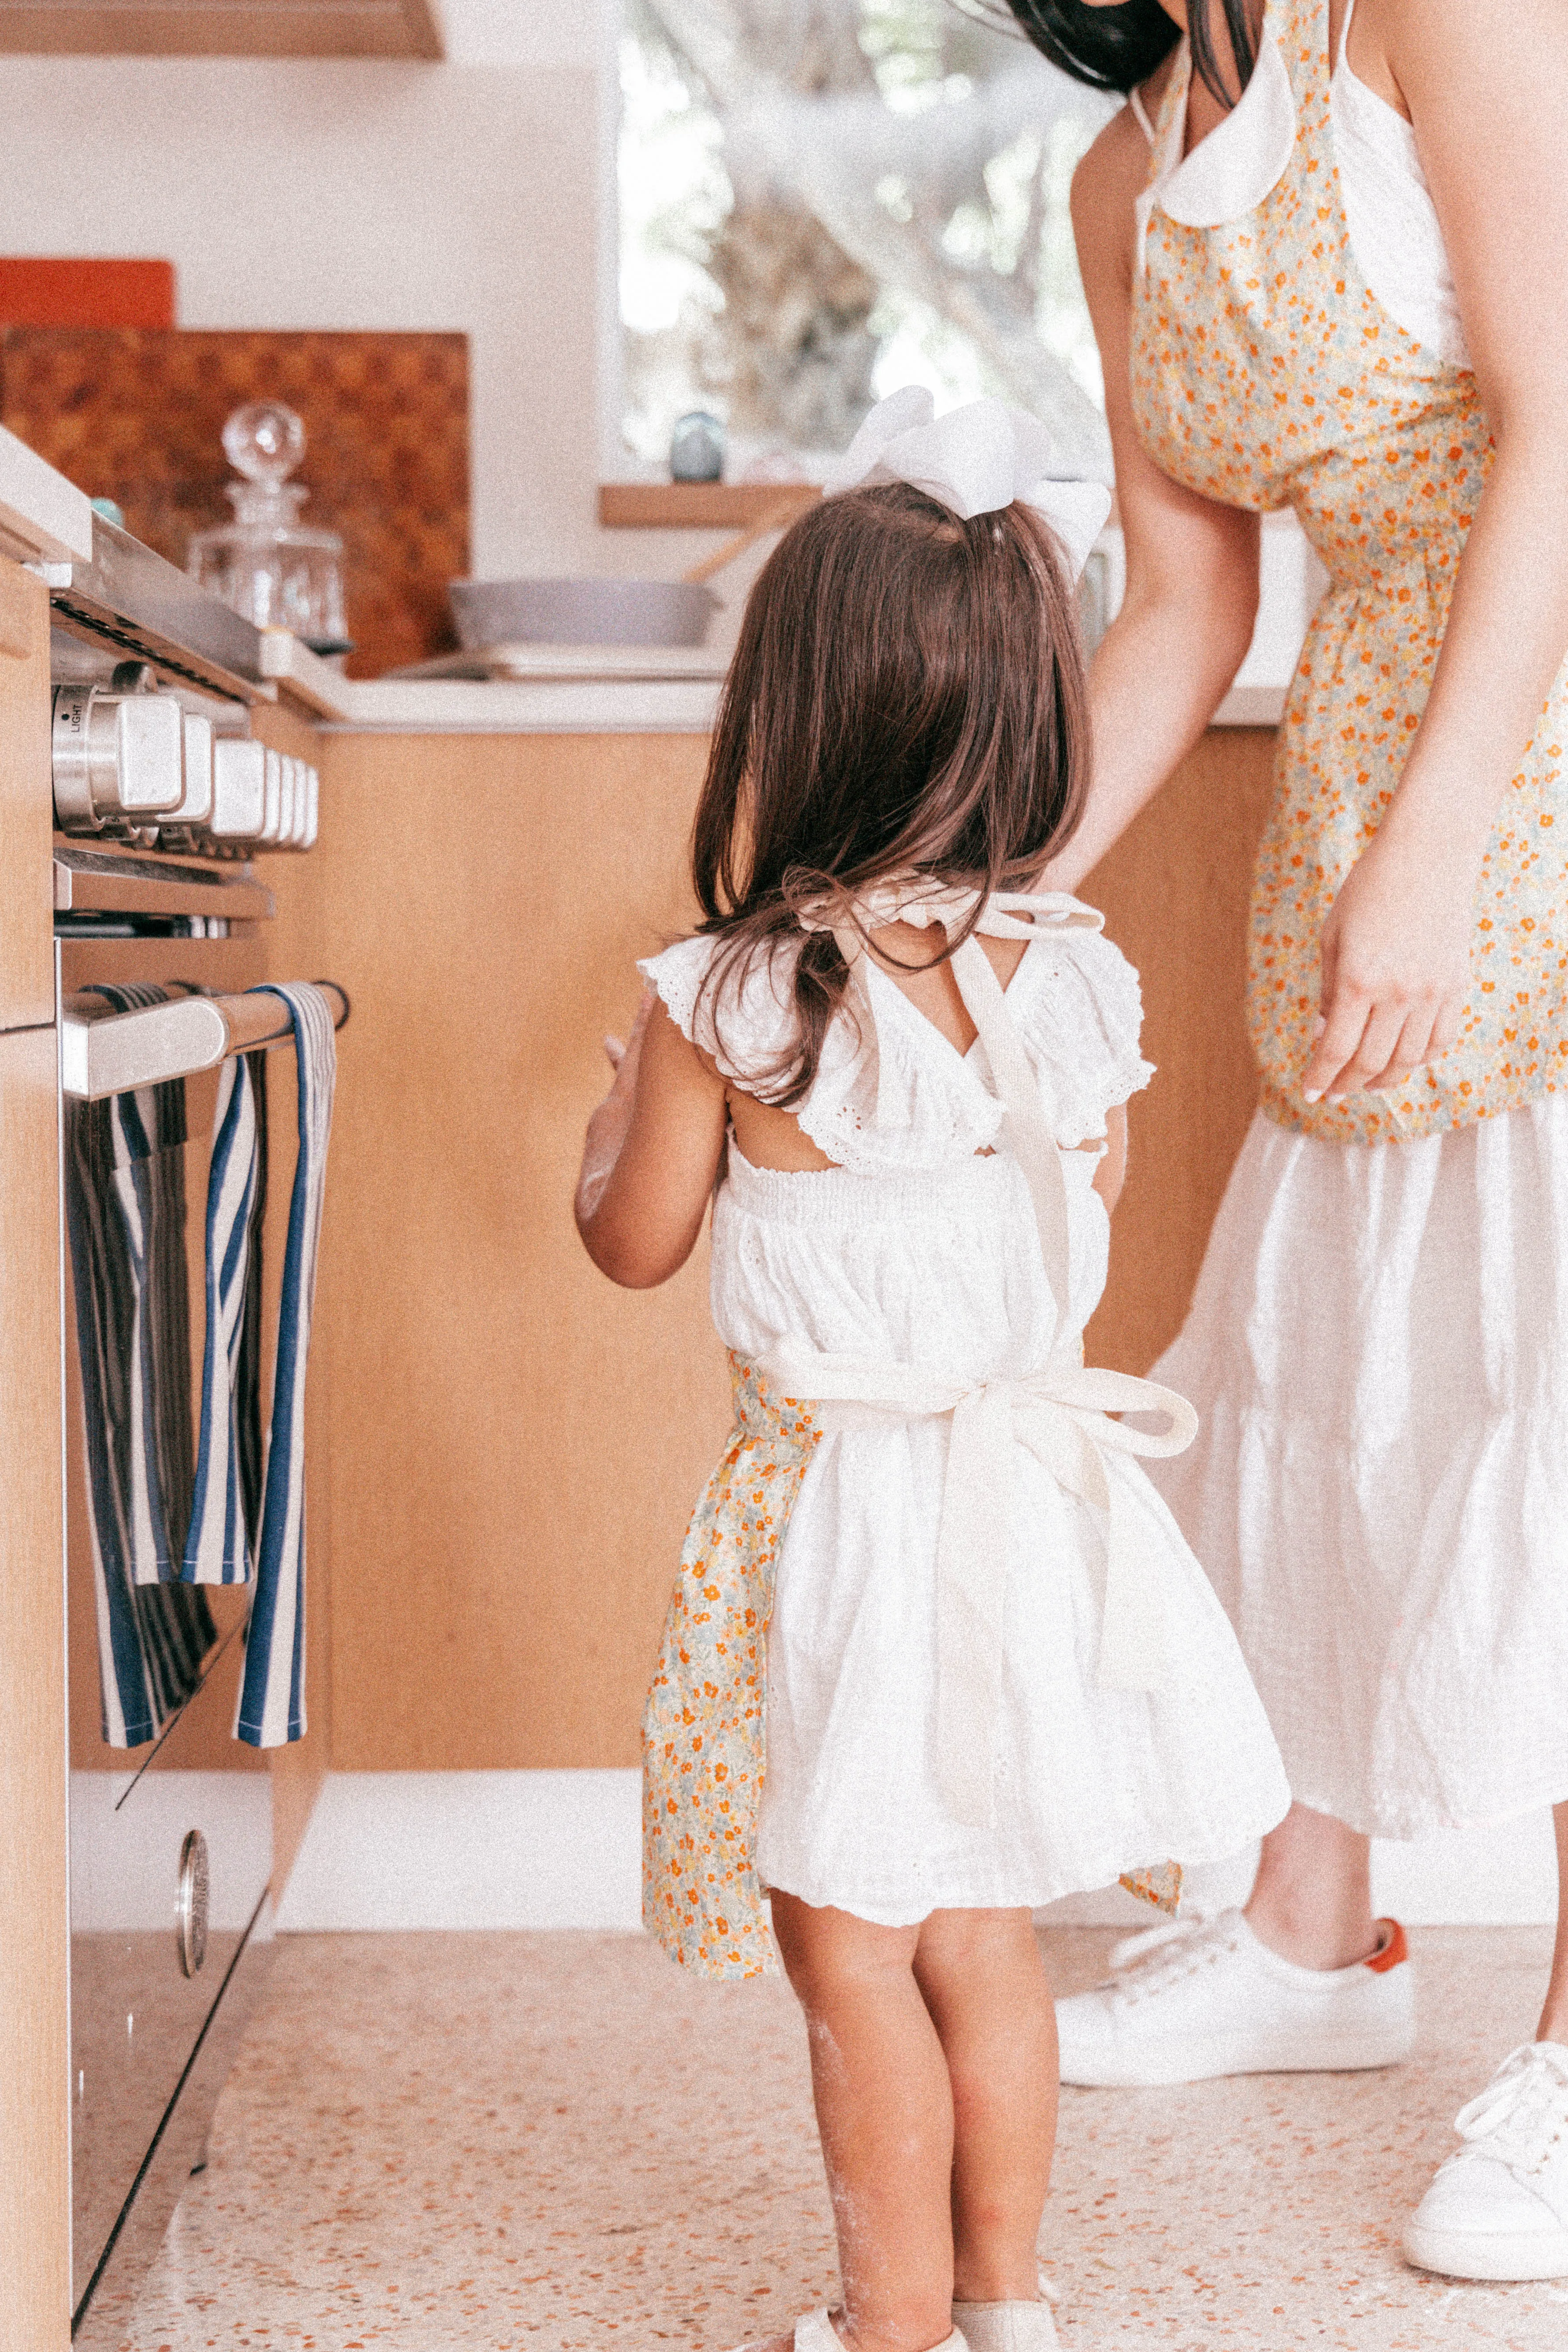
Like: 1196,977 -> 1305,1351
277,636 -> 1290,735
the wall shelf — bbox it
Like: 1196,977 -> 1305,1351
598,483 -> 822,531
0,0 -> 444,58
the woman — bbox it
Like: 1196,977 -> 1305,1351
1004,0 -> 1568,2283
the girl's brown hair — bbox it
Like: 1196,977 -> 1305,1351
689,479 -> 1090,1105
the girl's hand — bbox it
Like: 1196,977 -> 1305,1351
1301,817 -> 1475,1103
576,988 -> 655,1225
601,985 -> 654,1096
574,989 -> 729,1287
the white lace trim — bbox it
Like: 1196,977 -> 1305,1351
638,928 -> 1153,1175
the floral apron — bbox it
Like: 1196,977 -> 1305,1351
1130,0 -> 1568,1143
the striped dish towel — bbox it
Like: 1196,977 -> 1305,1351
186,981 -> 336,1749
64,984 -> 219,1749
181,1041 -> 269,1584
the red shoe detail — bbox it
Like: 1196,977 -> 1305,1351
1366,1917 -> 1408,1973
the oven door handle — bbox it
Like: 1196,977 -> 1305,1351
60,981 -> 348,1100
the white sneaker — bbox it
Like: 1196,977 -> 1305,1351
1403,2042 -> 1568,2280
1055,1909 -> 1415,2085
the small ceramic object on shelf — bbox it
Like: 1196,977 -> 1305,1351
186,401 -> 352,656
670,410 -> 725,484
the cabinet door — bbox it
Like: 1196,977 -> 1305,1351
0,1016 -> 70,2350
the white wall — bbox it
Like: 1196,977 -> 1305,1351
0,0 -> 665,581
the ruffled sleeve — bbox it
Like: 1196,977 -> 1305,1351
637,933 -> 803,1093
1007,926 -> 1155,1148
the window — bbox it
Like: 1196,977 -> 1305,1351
618,0 -> 1117,481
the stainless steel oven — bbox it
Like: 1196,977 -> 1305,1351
44,519 -> 340,2343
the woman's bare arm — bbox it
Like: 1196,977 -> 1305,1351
1301,0 -> 1568,1101
575,991 -> 728,1289
1043,103 -> 1261,894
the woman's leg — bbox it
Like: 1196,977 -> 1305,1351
770,1892 -> 959,2352
1244,1801 -> 1381,1970
1535,1800 -> 1568,2043
912,1908 -> 1056,2303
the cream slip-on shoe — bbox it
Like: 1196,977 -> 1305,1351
732,2316 -> 968,2352
952,2298 -> 1059,2348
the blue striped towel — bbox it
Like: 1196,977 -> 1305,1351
181,982 -> 337,1750
64,984 -> 220,1748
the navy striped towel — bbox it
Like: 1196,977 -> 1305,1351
64,984 -> 221,1748
182,982 -> 337,1749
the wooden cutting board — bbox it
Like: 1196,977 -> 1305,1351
0,327 -> 468,679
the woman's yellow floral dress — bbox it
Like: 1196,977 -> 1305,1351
1131,0 -> 1568,1142
1136,0 -> 1568,1840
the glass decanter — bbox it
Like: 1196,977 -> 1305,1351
187,402 -> 350,653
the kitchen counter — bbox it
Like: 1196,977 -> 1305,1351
278,645 -> 1292,735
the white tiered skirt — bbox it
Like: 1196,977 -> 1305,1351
1149,1102 -> 1568,1840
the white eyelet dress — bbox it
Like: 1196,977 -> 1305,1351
638,895 -> 1289,1975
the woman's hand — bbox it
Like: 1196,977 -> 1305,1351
1301,816 -> 1475,1103
575,987 -> 655,1227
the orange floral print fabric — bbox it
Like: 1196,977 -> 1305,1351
1128,0 -> 1568,1143
643,1356 -> 821,1979
644,1355 -> 1182,1980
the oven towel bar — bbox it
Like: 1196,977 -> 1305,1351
61,979 -> 349,1102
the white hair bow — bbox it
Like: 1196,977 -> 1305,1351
822,386 -> 1111,585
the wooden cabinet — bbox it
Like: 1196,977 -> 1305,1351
0,557 -> 70,2348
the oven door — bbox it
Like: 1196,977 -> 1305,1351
61,934 -> 285,2332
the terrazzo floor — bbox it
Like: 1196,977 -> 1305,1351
112,1924 -> 1568,2351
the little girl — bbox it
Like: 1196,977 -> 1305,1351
574,390 -> 1289,2352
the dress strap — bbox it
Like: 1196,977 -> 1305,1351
1128,86 -> 1157,144
795,879 -> 1103,1335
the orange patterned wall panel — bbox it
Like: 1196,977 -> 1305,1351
0,327 -> 468,678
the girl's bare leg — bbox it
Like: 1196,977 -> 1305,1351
769,1894 -> 956,2352
766,1897 -> 1056,2352
1534,1800 -> 1568,2043
912,1909 -> 1056,2304
1244,1800 -> 1380,1970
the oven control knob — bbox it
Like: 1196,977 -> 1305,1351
206,737 -> 267,840
174,1829 -> 209,1979
51,684 -> 185,834
175,712 -> 215,826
